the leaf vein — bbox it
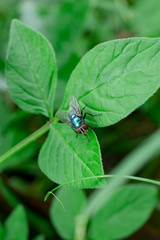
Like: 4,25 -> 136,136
16,25 -> 51,118
55,127 -> 100,179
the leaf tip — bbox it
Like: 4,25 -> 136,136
11,19 -> 21,28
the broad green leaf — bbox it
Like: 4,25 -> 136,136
50,188 -> 86,240
6,19 -> 57,118
59,38 -> 160,127
89,184 -> 158,240
4,205 -> 28,240
38,123 -> 105,188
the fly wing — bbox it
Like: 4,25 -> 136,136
69,95 -> 81,116
57,110 -> 71,126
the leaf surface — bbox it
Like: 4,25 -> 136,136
6,20 -> 57,118
50,189 -> 86,239
89,184 -> 158,240
38,123 -> 105,188
4,205 -> 28,240
60,38 -> 160,127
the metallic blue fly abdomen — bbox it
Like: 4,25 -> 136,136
70,114 -> 84,129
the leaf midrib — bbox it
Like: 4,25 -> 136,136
54,125 -> 101,181
78,40 -> 160,102
15,25 -> 51,118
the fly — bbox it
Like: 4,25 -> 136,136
57,95 -> 100,142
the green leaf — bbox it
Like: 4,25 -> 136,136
59,38 -> 160,127
89,184 -> 158,240
38,123 -> 105,188
4,205 -> 28,240
6,19 -> 57,118
50,188 -> 86,239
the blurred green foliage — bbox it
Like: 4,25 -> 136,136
0,0 -> 160,239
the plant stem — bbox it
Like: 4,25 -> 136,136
74,214 -> 88,240
0,119 -> 54,164
44,174 -> 160,201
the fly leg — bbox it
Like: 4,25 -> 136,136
81,104 -> 101,119
79,126 -> 90,142
71,127 -> 78,138
81,105 -> 86,115
83,112 -> 101,119
84,134 -> 90,142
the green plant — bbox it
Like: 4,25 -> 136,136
48,129 -> 160,240
0,205 -> 45,240
0,19 -> 160,240
50,184 -> 158,240
1,19 -> 160,185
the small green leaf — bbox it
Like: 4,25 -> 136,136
60,38 -> 160,127
4,205 -> 28,240
6,19 -> 57,118
89,184 -> 158,240
38,123 -> 105,188
50,188 -> 86,239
